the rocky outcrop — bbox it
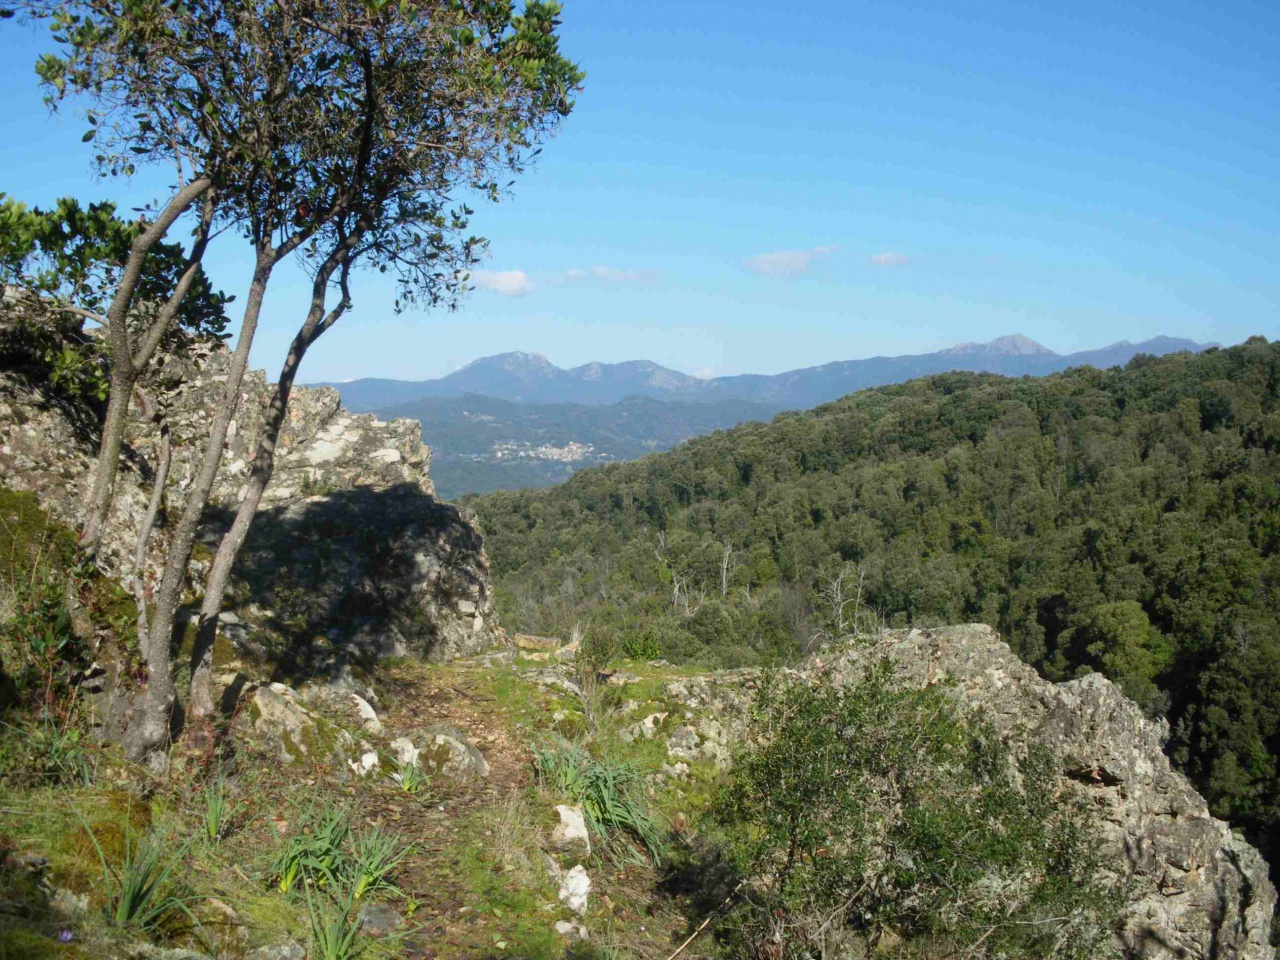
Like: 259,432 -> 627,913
0,328 -> 500,666
791,626 -> 1275,960
631,626 -> 1276,957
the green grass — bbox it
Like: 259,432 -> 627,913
270,804 -> 352,894
532,735 -> 664,864
76,813 -> 200,931
449,842 -> 565,960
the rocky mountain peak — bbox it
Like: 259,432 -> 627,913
943,333 -> 1056,357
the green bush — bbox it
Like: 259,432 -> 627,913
709,665 -> 1124,959
577,626 -> 620,673
619,625 -> 665,661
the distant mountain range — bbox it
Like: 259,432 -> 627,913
310,334 -> 1219,497
314,335 -> 1215,413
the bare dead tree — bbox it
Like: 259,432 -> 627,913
719,540 -> 739,597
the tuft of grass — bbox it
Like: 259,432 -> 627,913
347,824 -> 409,900
389,759 -> 429,796
271,804 -> 351,894
532,735 -> 664,863
76,812 -> 200,930
305,879 -> 365,960
201,774 -> 238,843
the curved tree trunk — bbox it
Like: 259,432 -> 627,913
188,239 -> 360,726
121,247 -> 277,764
80,179 -> 214,559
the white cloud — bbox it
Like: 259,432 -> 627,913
870,251 -> 910,267
473,269 -> 535,297
743,245 -> 836,279
563,265 -> 646,283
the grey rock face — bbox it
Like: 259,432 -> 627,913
805,625 -> 1277,960
0,332 -> 500,666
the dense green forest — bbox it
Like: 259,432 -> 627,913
469,337 -> 1280,872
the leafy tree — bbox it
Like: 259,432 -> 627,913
184,0 -> 583,729
9,0 -> 581,763
1056,601 -> 1174,713
0,193 -> 228,401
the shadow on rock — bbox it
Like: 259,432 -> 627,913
223,484 -> 495,685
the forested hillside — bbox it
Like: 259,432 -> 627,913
470,337 -> 1280,871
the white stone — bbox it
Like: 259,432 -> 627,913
550,804 -> 591,860
303,438 -> 346,463
554,920 -> 589,941
558,865 -> 591,916
348,750 -> 379,777
350,694 -> 382,734
371,448 -> 403,464
389,736 -> 420,767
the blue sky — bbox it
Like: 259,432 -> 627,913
1,0 -> 1277,380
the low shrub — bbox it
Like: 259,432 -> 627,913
618,626 -> 665,661
709,664 -> 1125,959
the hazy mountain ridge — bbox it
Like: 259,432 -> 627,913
316,334 -> 1215,412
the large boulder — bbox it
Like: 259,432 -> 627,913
237,683 -> 322,763
389,724 -> 489,781
0,327 -> 502,670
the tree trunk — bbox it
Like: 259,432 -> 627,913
188,240 -> 358,724
121,247 -> 277,764
130,391 -> 172,641
80,178 -> 214,559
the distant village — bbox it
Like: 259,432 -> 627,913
487,440 -> 608,463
